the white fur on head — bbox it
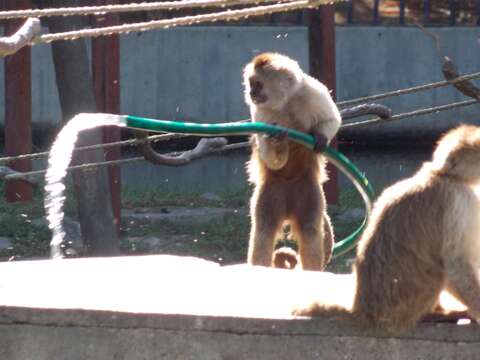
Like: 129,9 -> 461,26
432,124 -> 480,182
243,52 -> 304,110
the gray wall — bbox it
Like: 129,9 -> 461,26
2,26 -> 480,133
337,26 -> 480,140
2,26 -> 480,192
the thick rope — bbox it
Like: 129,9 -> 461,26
338,71 -> 480,108
31,0 -> 340,44
0,1 -> 292,19
342,98 -> 478,128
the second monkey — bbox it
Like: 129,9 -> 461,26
244,52 -> 342,271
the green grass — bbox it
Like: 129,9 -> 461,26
1,178 -> 372,271
121,215 -> 249,265
121,186 -> 252,209
0,180 -> 80,259
0,181 -> 50,259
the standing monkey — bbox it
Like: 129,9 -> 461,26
243,52 -> 342,271
295,124 -> 480,332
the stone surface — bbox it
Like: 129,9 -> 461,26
122,206 -> 246,226
0,255 -> 478,360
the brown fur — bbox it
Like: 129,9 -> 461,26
253,52 -> 275,69
294,124 -> 480,333
244,53 -> 341,271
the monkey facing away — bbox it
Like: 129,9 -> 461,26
295,124 -> 480,332
243,52 -> 342,271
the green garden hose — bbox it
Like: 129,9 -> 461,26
122,115 -> 375,258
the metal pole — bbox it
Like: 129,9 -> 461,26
92,0 -> 121,232
308,3 -> 338,205
4,0 -> 32,203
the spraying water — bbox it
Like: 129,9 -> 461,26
44,113 -> 126,258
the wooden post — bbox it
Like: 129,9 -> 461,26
308,4 -> 338,205
92,0 -> 121,231
4,0 -> 32,203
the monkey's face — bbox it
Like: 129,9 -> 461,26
245,69 -> 300,110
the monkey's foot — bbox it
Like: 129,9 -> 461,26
311,131 -> 328,152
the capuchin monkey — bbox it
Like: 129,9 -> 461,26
244,52 -> 342,271
294,124 -> 480,333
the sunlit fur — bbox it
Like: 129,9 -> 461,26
295,124 -> 480,332
244,52 -> 341,271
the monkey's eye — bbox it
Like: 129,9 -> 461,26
249,79 -> 263,92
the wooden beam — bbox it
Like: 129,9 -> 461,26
4,0 -> 32,203
92,0 -> 122,232
308,4 -> 338,205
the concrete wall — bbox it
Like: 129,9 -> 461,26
337,26 -> 480,140
2,26 -> 479,134
3,26 -> 480,192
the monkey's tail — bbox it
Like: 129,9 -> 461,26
293,302 -> 353,323
273,247 -> 299,269
340,103 -> 391,120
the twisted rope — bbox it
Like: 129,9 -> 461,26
3,142 -> 249,181
338,71 -> 480,108
2,98 -> 479,180
342,98 -> 478,128
30,0 -> 340,44
0,132 -> 189,165
1,97 -> 478,165
0,0 -> 291,19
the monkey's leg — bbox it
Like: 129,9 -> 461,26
248,184 -> 285,266
290,181 -> 328,271
444,256 -> 480,320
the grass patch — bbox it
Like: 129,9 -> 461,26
1,178 -> 372,270
0,181 -> 50,259
122,186 -> 252,209
121,214 -> 249,265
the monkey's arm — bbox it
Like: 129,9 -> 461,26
256,134 -> 289,170
309,116 -> 341,152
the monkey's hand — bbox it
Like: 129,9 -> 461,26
311,131 -> 328,153
264,124 -> 289,143
257,126 -> 289,170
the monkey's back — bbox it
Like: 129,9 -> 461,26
353,169 -> 464,332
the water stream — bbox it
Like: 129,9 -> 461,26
44,113 -> 125,258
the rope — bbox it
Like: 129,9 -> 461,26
31,0 -> 341,44
1,98 -> 478,165
338,71 -> 480,108
2,98 -> 478,178
3,142 -> 249,181
0,132 -> 189,165
342,98 -> 478,128
0,0 -> 291,19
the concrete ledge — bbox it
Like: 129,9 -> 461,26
0,255 -> 479,360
